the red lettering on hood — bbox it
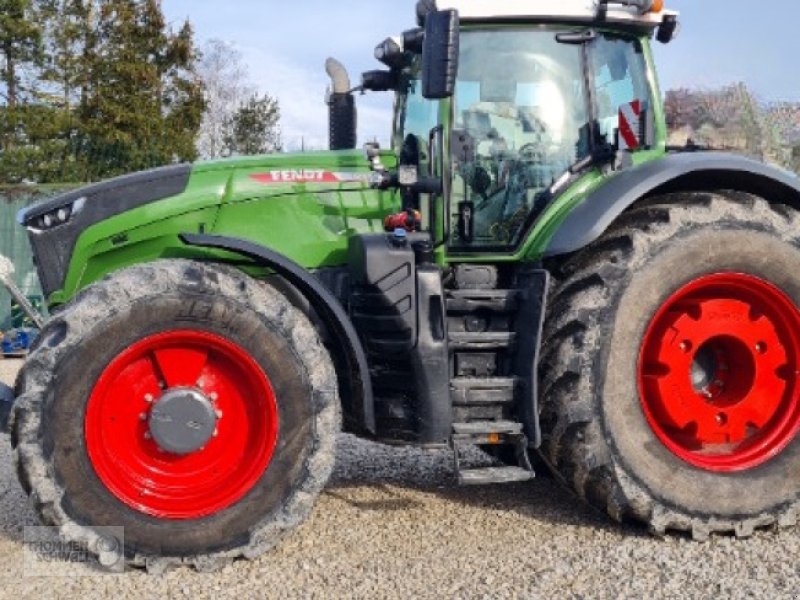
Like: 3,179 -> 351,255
249,170 -> 342,184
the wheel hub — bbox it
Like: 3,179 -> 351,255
148,388 -> 218,455
85,330 -> 279,520
638,273 -> 800,472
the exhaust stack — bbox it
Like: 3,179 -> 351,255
326,58 -> 357,151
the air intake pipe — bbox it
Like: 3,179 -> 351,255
326,58 -> 357,151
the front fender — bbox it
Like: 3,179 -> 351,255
545,152 -> 800,257
180,233 -> 375,436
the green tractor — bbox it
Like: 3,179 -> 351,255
8,0 -> 800,570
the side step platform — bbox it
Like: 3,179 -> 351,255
451,421 -> 535,486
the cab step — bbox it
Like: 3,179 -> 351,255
451,420 -> 535,485
458,466 -> 535,486
450,377 -> 517,406
446,289 -> 520,313
448,331 -> 516,351
452,420 -> 522,435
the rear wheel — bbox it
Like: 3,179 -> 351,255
11,260 -> 339,571
540,192 -> 800,538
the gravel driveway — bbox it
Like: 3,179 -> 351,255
0,358 -> 798,598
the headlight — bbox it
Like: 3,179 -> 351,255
25,196 -> 86,232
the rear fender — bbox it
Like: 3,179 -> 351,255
545,152 -> 800,257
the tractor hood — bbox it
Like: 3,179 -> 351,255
19,149 -> 384,298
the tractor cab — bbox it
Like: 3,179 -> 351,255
351,0 -> 678,255
327,0 -> 681,464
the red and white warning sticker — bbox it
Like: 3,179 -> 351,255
618,100 -> 642,151
249,170 -> 371,185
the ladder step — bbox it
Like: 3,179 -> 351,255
447,289 -> 520,313
458,466 -> 534,485
451,377 -> 517,405
448,332 -> 516,351
452,420 -> 523,435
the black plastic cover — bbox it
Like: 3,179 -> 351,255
348,233 -> 419,355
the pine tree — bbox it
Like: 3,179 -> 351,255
79,0 -> 204,179
0,0 -> 205,183
0,0 -> 41,108
223,93 -> 281,157
20,0 -> 93,182
0,0 -> 44,182
161,19 -> 205,164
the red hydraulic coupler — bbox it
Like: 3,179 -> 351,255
384,210 -> 421,232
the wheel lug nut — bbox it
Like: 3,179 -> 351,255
144,394 -> 154,403
215,409 -> 223,419
212,428 -> 219,438
210,392 -> 218,402
144,432 -> 152,440
139,413 -> 148,421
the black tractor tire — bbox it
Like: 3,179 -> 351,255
539,191 -> 800,539
10,260 -> 340,572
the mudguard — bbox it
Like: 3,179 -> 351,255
545,152 -> 800,257
180,233 -> 376,435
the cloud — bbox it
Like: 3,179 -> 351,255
240,44 -> 394,152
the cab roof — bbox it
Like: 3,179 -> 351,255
434,0 -> 676,29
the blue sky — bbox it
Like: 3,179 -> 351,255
161,1 -> 800,150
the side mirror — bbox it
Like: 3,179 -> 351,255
657,14 -> 680,44
422,10 -> 459,100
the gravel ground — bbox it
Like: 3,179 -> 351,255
0,358 -> 799,598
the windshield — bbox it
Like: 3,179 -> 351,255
450,28 -> 651,250
450,28 -> 589,248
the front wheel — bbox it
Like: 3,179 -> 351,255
11,260 -> 339,571
540,192 -> 800,539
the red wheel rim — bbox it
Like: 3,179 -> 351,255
85,330 -> 279,519
638,273 -> 800,472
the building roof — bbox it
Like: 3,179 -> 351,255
434,0 -> 676,28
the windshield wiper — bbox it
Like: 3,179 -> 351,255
540,141 -> 616,203
555,30 -> 597,45
569,142 -> 616,176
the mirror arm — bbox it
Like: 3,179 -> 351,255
426,125 -> 447,243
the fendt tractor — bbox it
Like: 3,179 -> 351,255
7,0 -> 800,571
